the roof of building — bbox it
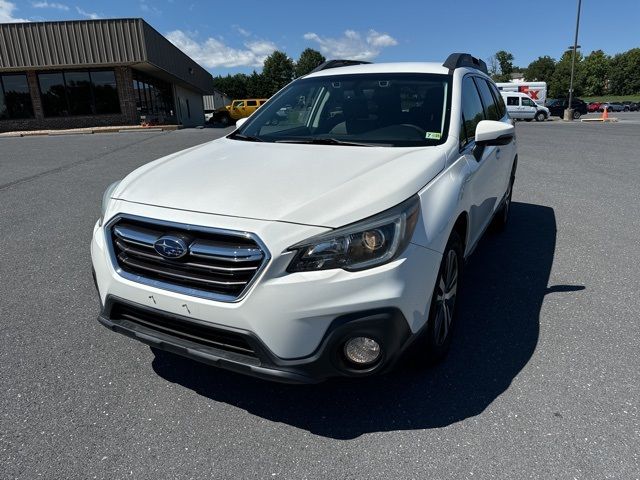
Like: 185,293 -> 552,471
0,18 -> 214,94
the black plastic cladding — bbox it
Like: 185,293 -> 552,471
443,53 -> 489,75
309,59 -> 372,74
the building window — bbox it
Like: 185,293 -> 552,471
0,74 -> 35,120
38,69 -> 121,117
132,71 -> 175,120
65,71 -> 92,115
39,73 -> 68,116
91,71 -> 119,114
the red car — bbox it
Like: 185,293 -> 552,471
587,102 -> 601,112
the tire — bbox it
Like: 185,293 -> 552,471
492,162 -> 516,232
535,111 -> 546,122
624,106 -> 630,112
572,110 -> 582,120
421,231 -> 464,365
219,114 -> 231,127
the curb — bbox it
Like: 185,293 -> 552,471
0,125 -> 182,138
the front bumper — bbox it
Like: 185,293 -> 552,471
98,295 -> 412,384
91,203 -> 442,381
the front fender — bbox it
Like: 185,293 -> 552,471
411,156 -> 471,255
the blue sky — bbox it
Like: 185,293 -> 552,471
2,0 -> 639,75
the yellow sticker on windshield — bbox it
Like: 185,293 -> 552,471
425,132 -> 441,140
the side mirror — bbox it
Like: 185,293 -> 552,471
473,120 -> 515,160
475,120 -> 514,146
235,117 -> 248,128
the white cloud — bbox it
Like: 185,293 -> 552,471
166,30 -> 278,68
139,0 -> 161,15
303,29 -> 398,61
32,1 -> 69,10
75,6 -> 99,19
232,25 -> 251,37
0,0 -> 29,22
367,30 -> 398,48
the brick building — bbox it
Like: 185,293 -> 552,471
0,18 -> 214,132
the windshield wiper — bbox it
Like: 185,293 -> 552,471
228,132 -> 264,142
275,137 -> 383,147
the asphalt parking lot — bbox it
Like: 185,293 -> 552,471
1,116 -> 639,479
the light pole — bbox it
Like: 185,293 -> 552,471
564,0 -> 583,121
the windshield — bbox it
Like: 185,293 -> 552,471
233,73 -> 452,147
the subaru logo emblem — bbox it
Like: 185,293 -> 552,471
154,236 -> 188,259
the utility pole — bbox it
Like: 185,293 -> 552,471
564,0 -> 583,121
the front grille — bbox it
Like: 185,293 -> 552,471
110,301 -> 258,360
108,215 -> 268,301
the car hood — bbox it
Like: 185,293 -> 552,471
113,137 -> 448,228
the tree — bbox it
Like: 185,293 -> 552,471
246,70 -> 271,98
494,50 -> 515,82
549,50 -> 584,98
608,48 -> 640,95
524,56 -> 556,82
262,51 -> 295,96
294,48 -> 326,77
581,50 -> 610,96
212,73 -> 248,100
486,55 -> 499,77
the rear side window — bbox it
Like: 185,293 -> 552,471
506,96 -> 519,106
246,100 -> 257,107
473,77 -> 500,121
489,82 -> 507,117
460,76 -> 485,148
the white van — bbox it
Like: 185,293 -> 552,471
502,92 -> 549,122
496,81 -> 547,106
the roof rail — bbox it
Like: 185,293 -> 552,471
443,53 -> 488,75
309,59 -> 372,74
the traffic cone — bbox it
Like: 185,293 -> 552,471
602,107 -> 609,121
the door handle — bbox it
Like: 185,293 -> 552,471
496,148 -> 501,160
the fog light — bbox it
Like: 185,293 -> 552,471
344,337 -> 381,366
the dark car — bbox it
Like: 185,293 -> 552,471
622,101 -> 639,112
547,98 -> 588,119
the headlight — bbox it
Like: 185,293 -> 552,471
287,196 -> 420,272
98,180 -> 121,226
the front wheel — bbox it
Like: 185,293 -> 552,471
535,111 -> 546,122
219,113 -> 231,126
422,231 -> 464,365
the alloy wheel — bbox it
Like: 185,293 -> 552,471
433,250 -> 459,346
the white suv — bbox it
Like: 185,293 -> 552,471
91,53 -> 517,383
